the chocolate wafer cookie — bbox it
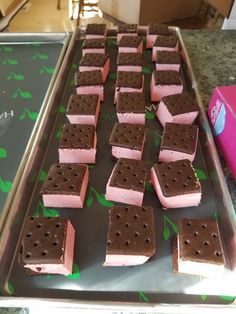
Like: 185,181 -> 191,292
106,158 -> 148,206
66,94 -> 100,126
159,123 -> 199,162
58,124 -> 97,164
116,71 -> 143,89
148,23 -> 170,35
156,51 -> 181,65
117,24 -> 138,34
82,38 -> 105,49
117,53 -> 142,66
18,216 -> 75,275
119,36 -> 142,48
85,23 -> 106,36
157,92 -> 199,126
174,218 -> 225,277
104,205 -> 156,266
151,159 -> 201,208
40,163 -> 89,208
154,35 -> 178,48
79,53 -> 109,67
109,123 -> 146,160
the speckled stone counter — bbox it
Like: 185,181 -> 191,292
182,30 -> 236,208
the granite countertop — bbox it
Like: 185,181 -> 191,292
1,29 -> 236,313
182,30 -> 236,207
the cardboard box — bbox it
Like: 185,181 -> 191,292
208,86 -> 236,179
99,0 -> 202,24
139,0 -> 202,25
207,0 -> 234,18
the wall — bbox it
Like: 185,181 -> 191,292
207,0 -> 234,17
99,0 -> 141,23
222,0 -> 236,29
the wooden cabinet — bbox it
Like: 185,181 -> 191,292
0,0 -> 23,16
207,0 -> 234,17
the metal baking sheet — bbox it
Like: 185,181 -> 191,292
0,32 -> 71,232
0,28 -> 235,309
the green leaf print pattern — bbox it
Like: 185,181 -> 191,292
12,88 -> 32,99
40,66 -> 55,74
38,170 -> 47,182
145,181 -> 154,192
71,63 -> 77,70
55,124 -> 63,139
219,295 -> 235,302
107,38 -> 117,46
7,282 -> 15,295
0,45 -> 13,52
58,105 -> 65,113
163,214 -> 178,240
0,148 -> 7,158
194,168 -> 208,180
33,201 -> 60,217
142,66 -> 151,74
145,111 -> 155,120
66,262 -> 80,279
109,72 -> 117,80
1,57 -> 18,65
7,72 -> 24,81
139,291 -> 149,302
86,187 -> 114,207
154,131 -> 162,147
200,294 -> 208,301
32,52 -> 48,60
19,108 -> 38,121
0,177 -> 12,193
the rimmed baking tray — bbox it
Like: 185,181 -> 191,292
0,32 -> 71,233
0,27 -> 235,310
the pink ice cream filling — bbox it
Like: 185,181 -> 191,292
111,140 -> 144,161
114,75 -> 144,104
150,75 -> 183,102
117,33 -> 137,43
156,100 -> 199,127
117,113 -> 145,125
117,65 -> 142,72
42,168 -> 89,208
79,58 -> 110,82
105,171 -> 144,206
146,34 -> 158,49
82,48 -> 105,56
76,85 -> 104,102
151,167 -> 201,208
176,234 -> 225,277
152,43 -> 179,62
85,34 -> 106,39
159,149 -> 196,163
118,42 -> 143,54
24,221 -> 75,275
155,64 -> 180,72
104,254 -> 150,266
66,98 -> 100,126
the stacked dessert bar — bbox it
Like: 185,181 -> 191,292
18,23 -> 226,278
18,24 -> 109,275
146,23 -> 225,276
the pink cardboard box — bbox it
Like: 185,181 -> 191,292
208,85 -> 236,179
